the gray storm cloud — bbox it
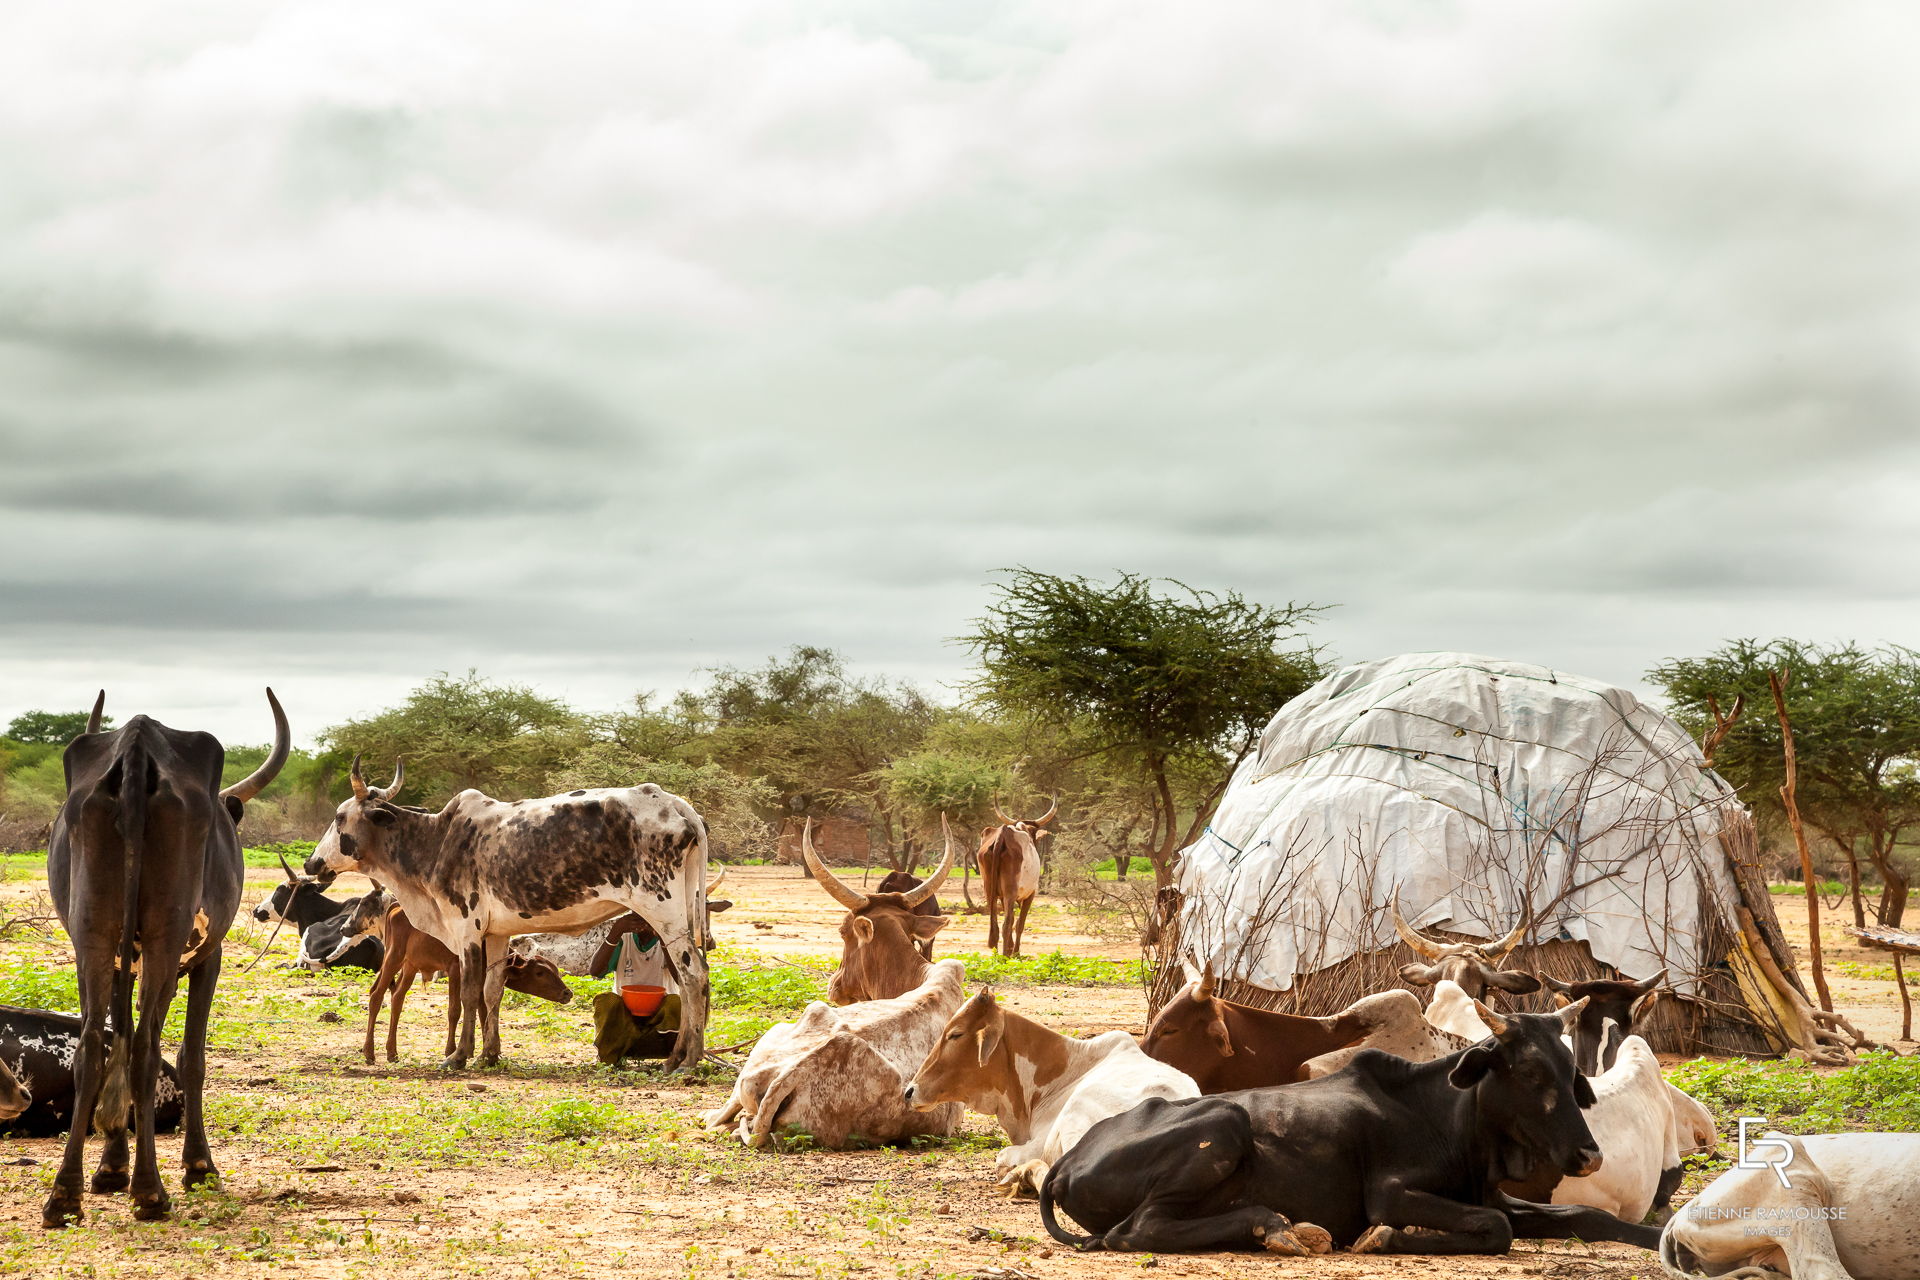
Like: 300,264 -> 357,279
3,0 -> 1917,742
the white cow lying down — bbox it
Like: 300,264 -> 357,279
705,959 -> 966,1149
903,989 -> 1199,1195
1661,1132 -> 1920,1280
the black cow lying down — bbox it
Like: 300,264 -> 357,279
1039,1001 -> 1663,1256
1,1005 -> 183,1138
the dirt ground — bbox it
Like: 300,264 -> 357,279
0,863 -> 1910,1280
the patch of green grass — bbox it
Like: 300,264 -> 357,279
952,950 -> 1143,987
1770,880 -> 1851,896
1832,959 -> 1906,983
1669,1051 -> 1920,1132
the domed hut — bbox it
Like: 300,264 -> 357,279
1168,652 -> 1823,1058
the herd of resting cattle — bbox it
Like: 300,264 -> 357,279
1,691 -> 1916,1279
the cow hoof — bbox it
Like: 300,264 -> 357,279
41,1197 -> 82,1230
1293,1223 -> 1334,1254
1352,1225 -> 1395,1254
132,1192 -> 172,1221
182,1165 -> 219,1191
442,1056 -> 468,1070
1260,1228 -> 1310,1256
90,1169 -> 130,1193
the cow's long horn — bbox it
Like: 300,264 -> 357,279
375,757 -> 404,802
277,851 -> 296,882
1029,795 -> 1059,827
904,816 -> 959,907
85,691 -> 106,734
705,868 -> 727,896
1632,967 -> 1668,994
1197,968 -> 1217,1000
802,819 -> 869,912
1391,902 -> 1444,960
1487,914 -> 1530,959
221,688 -> 290,803
350,753 -> 370,802
992,802 -> 1016,826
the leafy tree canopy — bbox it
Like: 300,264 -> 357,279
5,709 -> 111,745
1650,638 -> 1920,925
965,570 -> 1325,885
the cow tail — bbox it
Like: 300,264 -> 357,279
96,732 -> 150,1136
1038,1165 -> 1097,1249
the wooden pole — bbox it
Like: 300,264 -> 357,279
1771,667 -> 1834,1014
1897,954 -> 1914,1043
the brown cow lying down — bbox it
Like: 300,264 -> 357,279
1143,976 -> 1470,1091
705,960 -> 966,1150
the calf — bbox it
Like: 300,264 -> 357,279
43,689 -> 287,1227
1040,1000 -> 1663,1256
0,1005 -> 181,1138
324,892 -> 571,1065
905,990 -> 1197,1195
1394,904 -> 1542,1001
803,817 -> 956,1004
1660,1132 -> 1920,1279
705,960 -> 966,1150
1140,973 -> 1389,1091
1539,970 -> 1665,1075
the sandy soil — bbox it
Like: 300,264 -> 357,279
0,863 -> 1909,1280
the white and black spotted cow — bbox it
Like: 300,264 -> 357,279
306,758 -> 713,1071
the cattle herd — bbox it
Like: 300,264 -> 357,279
1,694 -> 1914,1279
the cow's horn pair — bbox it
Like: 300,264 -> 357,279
1391,901 -> 1530,959
991,797 -> 1059,828
349,753 -> 405,803
802,815 -> 955,911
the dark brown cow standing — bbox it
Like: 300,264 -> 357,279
1538,970 -> 1665,1075
802,817 -> 957,1004
41,690 -> 288,1228
1140,973 -> 1376,1092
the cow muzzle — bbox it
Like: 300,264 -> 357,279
1570,1147 -> 1603,1178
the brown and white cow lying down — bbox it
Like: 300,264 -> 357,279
705,960 -> 966,1149
906,990 -> 1197,1196
1143,975 -> 1469,1091
1661,1132 -> 1920,1280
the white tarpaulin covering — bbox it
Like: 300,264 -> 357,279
1176,652 -> 1740,998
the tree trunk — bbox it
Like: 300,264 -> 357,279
1868,832 -> 1910,926
1843,844 -> 1867,928
1151,760 -> 1178,890
1771,669 -> 1834,1013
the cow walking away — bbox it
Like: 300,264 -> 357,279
977,799 -> 1054,958
1,1005 -> 182,1138
1040,1000 -> 1665,1256
42,689 -> 288,1227
307,761 -> 713,1070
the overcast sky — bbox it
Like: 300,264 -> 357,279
4,1 -> 1918,747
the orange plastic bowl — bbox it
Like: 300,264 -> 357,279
620,984 -> 666,1017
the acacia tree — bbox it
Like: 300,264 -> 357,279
965,570 -> 1324,888
1651,639 -> 1920,926
4,709 -> 112,744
